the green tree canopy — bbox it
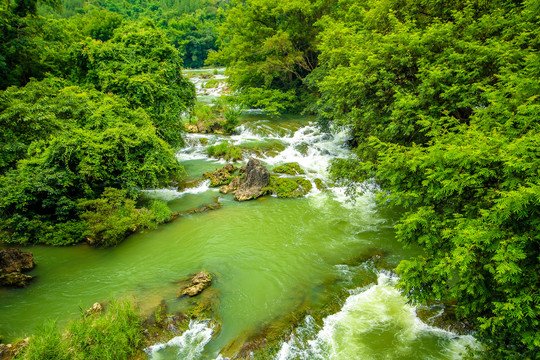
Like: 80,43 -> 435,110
210,0 -> 338,114
70,19 -> 195,147
0,78 -> 182,245
319,0 -> 540,357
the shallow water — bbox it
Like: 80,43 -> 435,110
0,70 -> 479,359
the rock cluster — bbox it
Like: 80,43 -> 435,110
205,158 -> 271,201
185,120 -> 226,135
0,248 -> 35,287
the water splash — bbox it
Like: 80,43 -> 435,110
145,320 -> 214,360
276,272 -> 481,360
143,181 -> 212,201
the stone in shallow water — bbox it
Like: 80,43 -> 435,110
178,270 -> 212,297
234,158 -> 270,201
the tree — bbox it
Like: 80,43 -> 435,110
210,0 -> 338,114
0,78 -> 182,245
321,0 -> 540,357
70,19 -> 196,147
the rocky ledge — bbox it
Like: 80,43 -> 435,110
0,248 -> 35,287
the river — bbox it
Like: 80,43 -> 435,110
0,69 -> 479,359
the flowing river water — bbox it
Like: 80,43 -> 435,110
0,69 -> 480,359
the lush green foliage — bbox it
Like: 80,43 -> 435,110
210,0 -> 338,114
80,188 -> 172,247
315,0 -> 540,357
185,100 -> 243,134
0,79 -> 181,245
70,19 -> 195,147
206,141 -> 243,161
43,0 -> 225,68
17,299 -> 144,360
0,0 -> 195,246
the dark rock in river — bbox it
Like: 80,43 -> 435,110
178,270 -> 212,297
0,248 -> 34,273
0,272 -> 33,287
0,248 -> 35,287
234,158 -> 270,201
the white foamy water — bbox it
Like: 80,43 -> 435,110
143,181 -> 212,201
146,320 -> 214,360
276,272 -> 481,360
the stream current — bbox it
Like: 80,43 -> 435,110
0,69 -> 480,359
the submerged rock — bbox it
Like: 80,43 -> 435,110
234,158 -> 270,201
0,248 -> 35,288
182,197 -> 222,215
178,270 -> 212,297
416,300 -> 473,335
177,177 -> 205,192
343,247 -> 393,271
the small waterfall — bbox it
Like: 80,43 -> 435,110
143,180 -> 212,201
145,320 -> 214,360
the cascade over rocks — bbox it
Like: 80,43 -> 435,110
0,248 -> 35,287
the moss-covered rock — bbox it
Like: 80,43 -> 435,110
0,248 -> 35,288
314,178 -> 326,190
177,177 -> 205,192
266,177 -> 313,198
272,162 -> 305,175
207,142 -> 243,162
203,164 -> 238,187
177,270 -> 212,297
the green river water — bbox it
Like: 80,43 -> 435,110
0,70 -> 480,359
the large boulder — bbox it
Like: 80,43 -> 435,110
233,158 -> 270,201
0,248 -> 35,287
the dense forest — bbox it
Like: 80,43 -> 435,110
0,0 -> 202,246
213,0 -> 540,358
1,0 -> 539,358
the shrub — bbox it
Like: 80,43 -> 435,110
18,299 -> 144,360
206,142 -> 243,162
